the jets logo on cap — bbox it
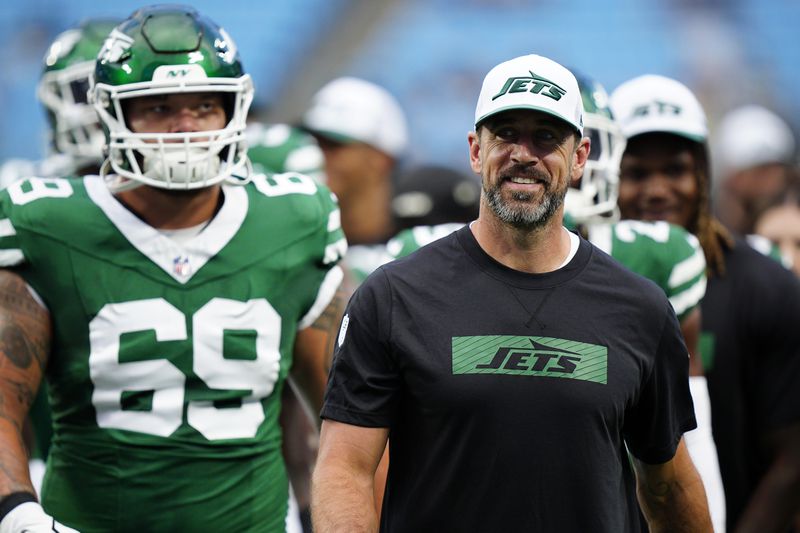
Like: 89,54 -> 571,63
492,71 -> 567,102
633,100 -> 683,117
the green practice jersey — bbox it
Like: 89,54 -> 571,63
583,220 -> 706,321
387,220 -> 706,322
247,122 -> 325,183
0,174 -> 346,532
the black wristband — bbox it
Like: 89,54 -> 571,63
0,491 -> 38,522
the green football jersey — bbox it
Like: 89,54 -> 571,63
247,122 -> 325,183
387,220 -> 706,322
584,220 -> 706,321
342,244 -> 396,285
385,223 -> 466,262
0,174 -> 346,532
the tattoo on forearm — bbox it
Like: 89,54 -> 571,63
0,424 -> 33,492
0,378 -> 35,413
0,328 -> 35,369
643,480 -> 673,499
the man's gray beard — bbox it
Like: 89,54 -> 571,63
484,183 -> 566,230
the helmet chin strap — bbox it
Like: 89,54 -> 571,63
100,159 -> 141,193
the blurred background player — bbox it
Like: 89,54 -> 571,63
753,194 -> 800,276
712,105 -> 797,237
0,18 -> 119,187
301,76 -> 408,281
241,106 -> 329,533
246,121 -> 325,183
247,79 -> 407,531
568,71 -> 724,533
611,74 -> 800,533
391,164 -> 480,231
385,164 -> 480,258
0,6 -> 347,532
245,112 -> 329,533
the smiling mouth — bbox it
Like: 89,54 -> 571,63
508,176 -> 542,185
504,174 -> 549,187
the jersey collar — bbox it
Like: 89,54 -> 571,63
84,176 -> 248,284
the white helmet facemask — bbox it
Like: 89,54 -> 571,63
565,111 -> 626,223
92,65 -> 254,192
38,60 -> 106,161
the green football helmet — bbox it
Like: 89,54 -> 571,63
38,19 -> 120,163
564,72 -> 626,223
90,5 -> 254,191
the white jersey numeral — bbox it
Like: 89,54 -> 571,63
252,172 -> 318,197
7,177 -> 73,205
89,297 -> 282,440
614,220 -> 670,243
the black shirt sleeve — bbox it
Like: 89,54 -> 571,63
320,268 -> 400,427
624,298 -> 697,464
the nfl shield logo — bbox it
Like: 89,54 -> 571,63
173,255 -> 192,277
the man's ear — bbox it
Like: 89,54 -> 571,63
468,130 -> 482,175
571,135 -> 590,182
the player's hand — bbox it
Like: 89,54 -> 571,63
0,502 -> 79,533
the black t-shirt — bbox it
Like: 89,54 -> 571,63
702,239 -> 800,529
322,226 -> 697,532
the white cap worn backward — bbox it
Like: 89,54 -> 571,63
302,77 -> 408,159
474,54 -> 583,136
609,74 -> 707,143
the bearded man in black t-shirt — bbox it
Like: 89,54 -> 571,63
311,54 -> 712,533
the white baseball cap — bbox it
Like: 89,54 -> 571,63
474,54 -> 583,136
715,105 -> 795,174
609,74 -> 708,143
301,77 -> 408,158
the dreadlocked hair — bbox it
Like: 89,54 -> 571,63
688,141 -> 734,277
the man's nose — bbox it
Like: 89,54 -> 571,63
641,173 -> 673,198
510,137 -> 540,165
169,108 -> 201,133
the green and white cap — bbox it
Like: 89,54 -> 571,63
474,54 -> 583,136
609,74 -> 707,143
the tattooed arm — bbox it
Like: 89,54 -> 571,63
634,438 -> 713,532
0,270 -> 51,498
291,278 -> 350,421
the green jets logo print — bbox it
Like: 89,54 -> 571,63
491,71 -> 566,101
452,335 -> 607,384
